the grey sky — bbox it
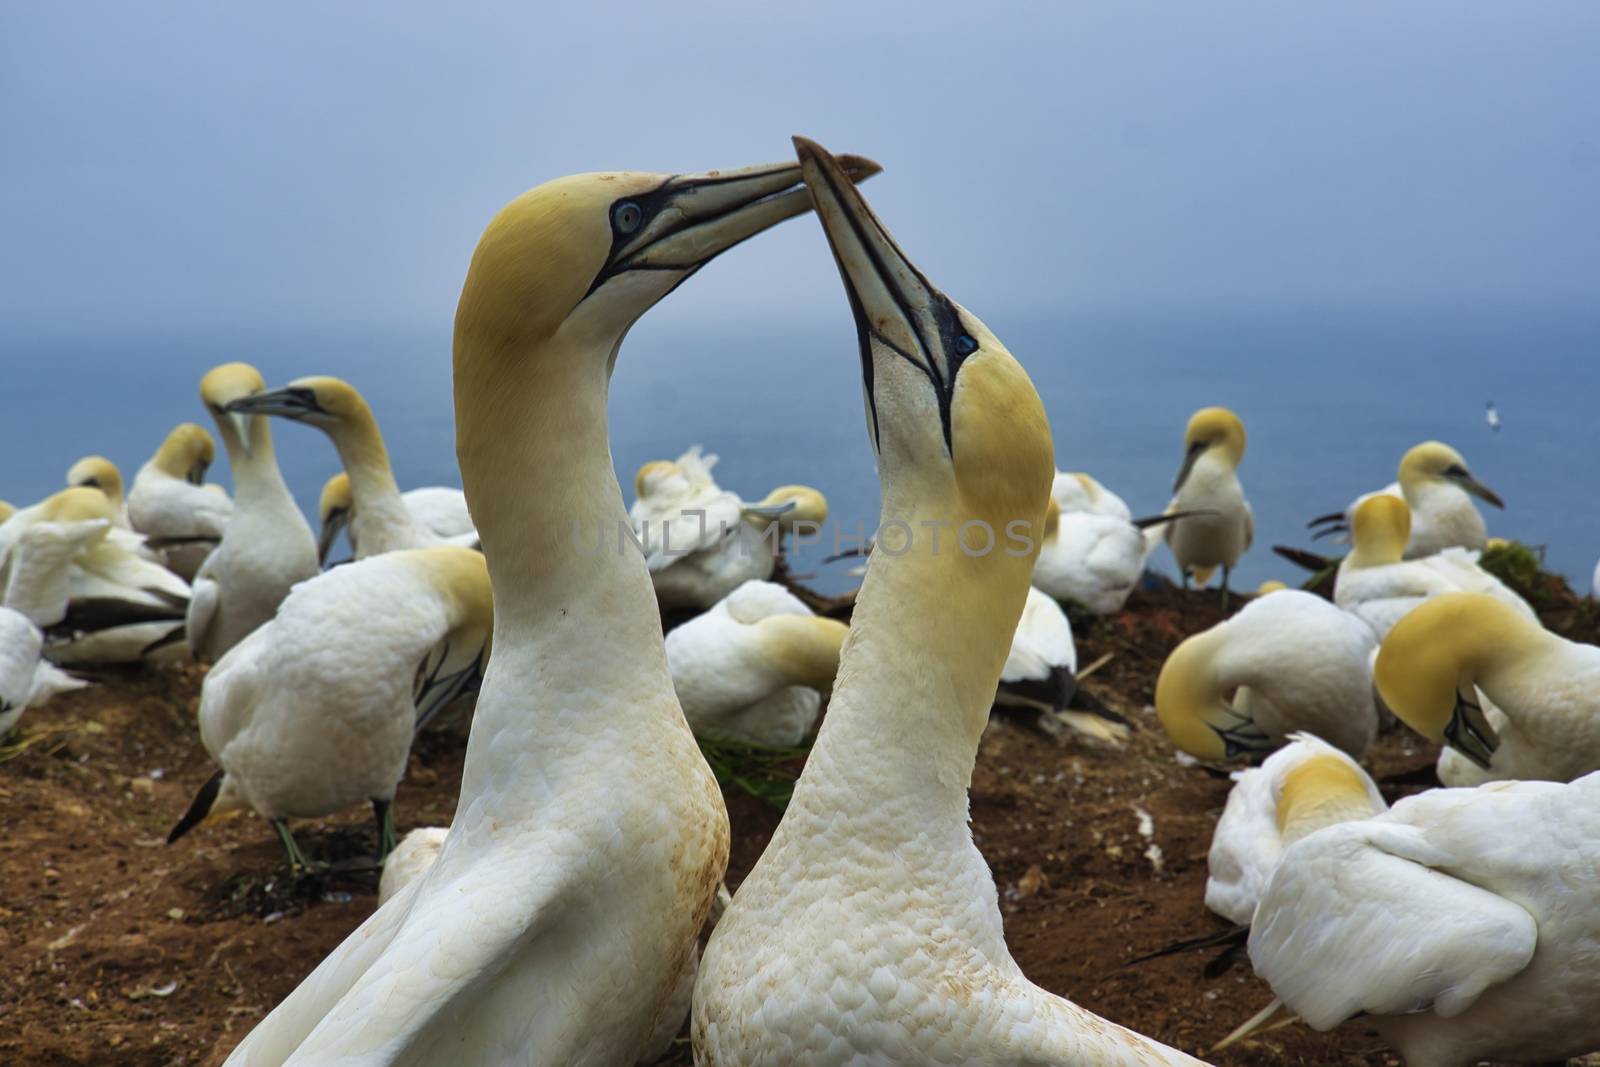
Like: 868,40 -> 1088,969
4,1 -> 1597,337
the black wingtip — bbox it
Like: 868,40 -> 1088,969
1272,545 -> 1336,572
168,768 -> 226,844
1125,922 -> 1250,967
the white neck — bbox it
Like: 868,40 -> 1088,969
331,418 -> 430,553
216,412 -> 298,512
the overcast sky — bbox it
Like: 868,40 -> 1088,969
4,2 -> 1598,337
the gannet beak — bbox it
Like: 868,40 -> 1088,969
1451,470 -> 1505,509
226,387 -> 323,422
593,153 -> 882,294
317,508 -> 350,568
1172,441 -> 1206,494
794,135 -> 972,452
1444,691 -> 1499,769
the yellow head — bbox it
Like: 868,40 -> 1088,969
1256,580 -> 1289,596
1374,592 -> 1543,767
633,459 -> 680,500
40,485 -> 120,524
1348,494 -> 1411,567
1275,750 -> 1380,840
1398,441 -> 1504,509
316,472 -> 354,565
0,500 -> 14,524
200,362 -> 268,454
1173,407 -> 1246,491
224,375 -> 375,434
753,485 -> 829,532
150,423 -> 217,483
65,456 -> 123,507
755,614 -> 850,691
1154,627 -> 1266,760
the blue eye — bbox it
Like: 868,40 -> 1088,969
612,201 -> 643,234
955,334 -> 978,355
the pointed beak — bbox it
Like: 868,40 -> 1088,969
794,135 -> 970,451
224,410 -> 253,457
317,508 -> 350,568
225,387 -> 322,421
1453,472 -> 1505,510
1444,692 -> 1499,769
1173,441 -> 1207,494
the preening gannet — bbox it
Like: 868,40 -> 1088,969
315,471 -> 476,566
1247,771 -> 1600,1066
694,137 -> 1203,1066
997,585 -> 1131,745
187,363 -> 320,662
1158,407 -> 1252,604
1309,441 -> 1504,559
127,422 -> 234,580
666,578 -> 846,746
227,376 -> 478,560
1157,588 -> 1379,760
170,546 -> 491,868
223,152 -> 880,1066
1375,591 -> 1599,787
1033,495 -> 1167,615
1333,494 -> 1534,641
631,447 -> 829,611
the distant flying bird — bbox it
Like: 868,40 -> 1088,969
1486,401 -> 1501,432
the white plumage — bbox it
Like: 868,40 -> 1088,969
126,423 -> 233,581
1248,772 -> 1600,1067
1314,441 -> 1502,559
1336,547 -> 1535,641
316,471 -> 476,565
1033,473 -> 1158,615
1158,407 -> 1253,593
376,826 -> 448,906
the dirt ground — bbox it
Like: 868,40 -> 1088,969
2,578 -> 1594,1067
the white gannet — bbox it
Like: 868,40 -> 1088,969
127,422 -> 234,580
665,578 -> 846,746
631,447 -> 830,612
0,487 -> 189,664
1156,588 -> 1379,760
0,609 -> 45,736
694,137 -> 1203,1066
1247,771 -> 1600,1066
1158,407 -> 1252,604
1033,495 -> 1162,615
65,454 -> 130,526
225,376 -> 478,560
222,152 -> 879,1066
1308,441 -> 1504,559
1333,494 -> 1535,642
315,471 -> 476,567
1375,591 -> 1600,787
169,546 -> 491,868
996,584 -> 1131,745
187,363 -> 320,662
376,825 -> 449,906
1053,469 -> 1133,519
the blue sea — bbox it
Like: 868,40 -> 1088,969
4,304 -> 1596,595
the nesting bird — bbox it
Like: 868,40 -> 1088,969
127,422 -> 233,580
1309,441 -> 1503,558
1158,406 -> 1252,604
315,471 -> 475,566
997,585 -> 1131,745
1033,486 -> 1155,614
1156,588 -> 1379,760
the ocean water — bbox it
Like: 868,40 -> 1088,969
4,304 -> 1596,595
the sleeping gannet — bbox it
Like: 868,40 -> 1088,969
1158,407 -> 1252,605
997,585 -> 1131,745
1157,588 -> 1378,760
226,376 -> 478,560
187,363 -> 320,661
1308,441 -> 1503,558
1333,495 -> 1534,641
693,137 -> 1203,1066
222,152 -> 879,1066
315,471 -> 475,566
666,578 -> 846,746
65,455 -> 130,526
1375,591 -> 1599,786
631,447 -> 829,610
169,546 -> 490,867
1247,771 -> 1600,1066
127,422 -> 234,580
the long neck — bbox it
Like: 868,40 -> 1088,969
329,413 -> 425,546
216,412 -> 296,510
453,326 -> 680,789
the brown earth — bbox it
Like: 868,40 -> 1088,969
1,579 -> 1593,1067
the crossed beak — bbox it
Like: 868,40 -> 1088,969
226,387 -> 322,421
1444,691 -> 1500,770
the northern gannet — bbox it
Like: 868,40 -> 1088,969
0,609 -> 45,736
631,447 -> 829,611
1333,494 -> 1534,641
127,422 -> 234,580
226,376 -> 478,560
187,363 -> 320,662
1034,495 -> 1161,614
1157,588 -> 1378,760
1375,591 -> 1598,786
315,471 -> 476,566
1247,771 -> 1600,1066
997,585 -> 1130,745
1053,469 -> 1133,519
1158,407 -> 1252,605
694,137 -> 1204,1066
1309,441 -> 1504,559
65,455 -> 129,525
666,578 -> 846,746
222,152 -> 879,1065
170,546 -> 491,868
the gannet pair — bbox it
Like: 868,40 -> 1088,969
226,376 -> 478,560
187,364 -> 320,661
1333,494 -> 1534,641
127,423 -> 234,580
694,139 -> 1202,1065
631,446 -> 828,611
1156,407 -> 1252,605
1156,587 -> 1379,760
316,471 -> 474,566
222,153 -> 883,1064
170,546 -> 490,867
1376,592 -> 1600,786
1309,441 -> 1503,558
666,578 -> 846,746
1247,770 -> 1600,1066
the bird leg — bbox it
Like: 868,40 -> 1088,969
271,818 -> 314,872
373,798 -> 397,860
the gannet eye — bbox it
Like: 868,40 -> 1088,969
955,334 -> 978,356
612,201 -> 644,235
